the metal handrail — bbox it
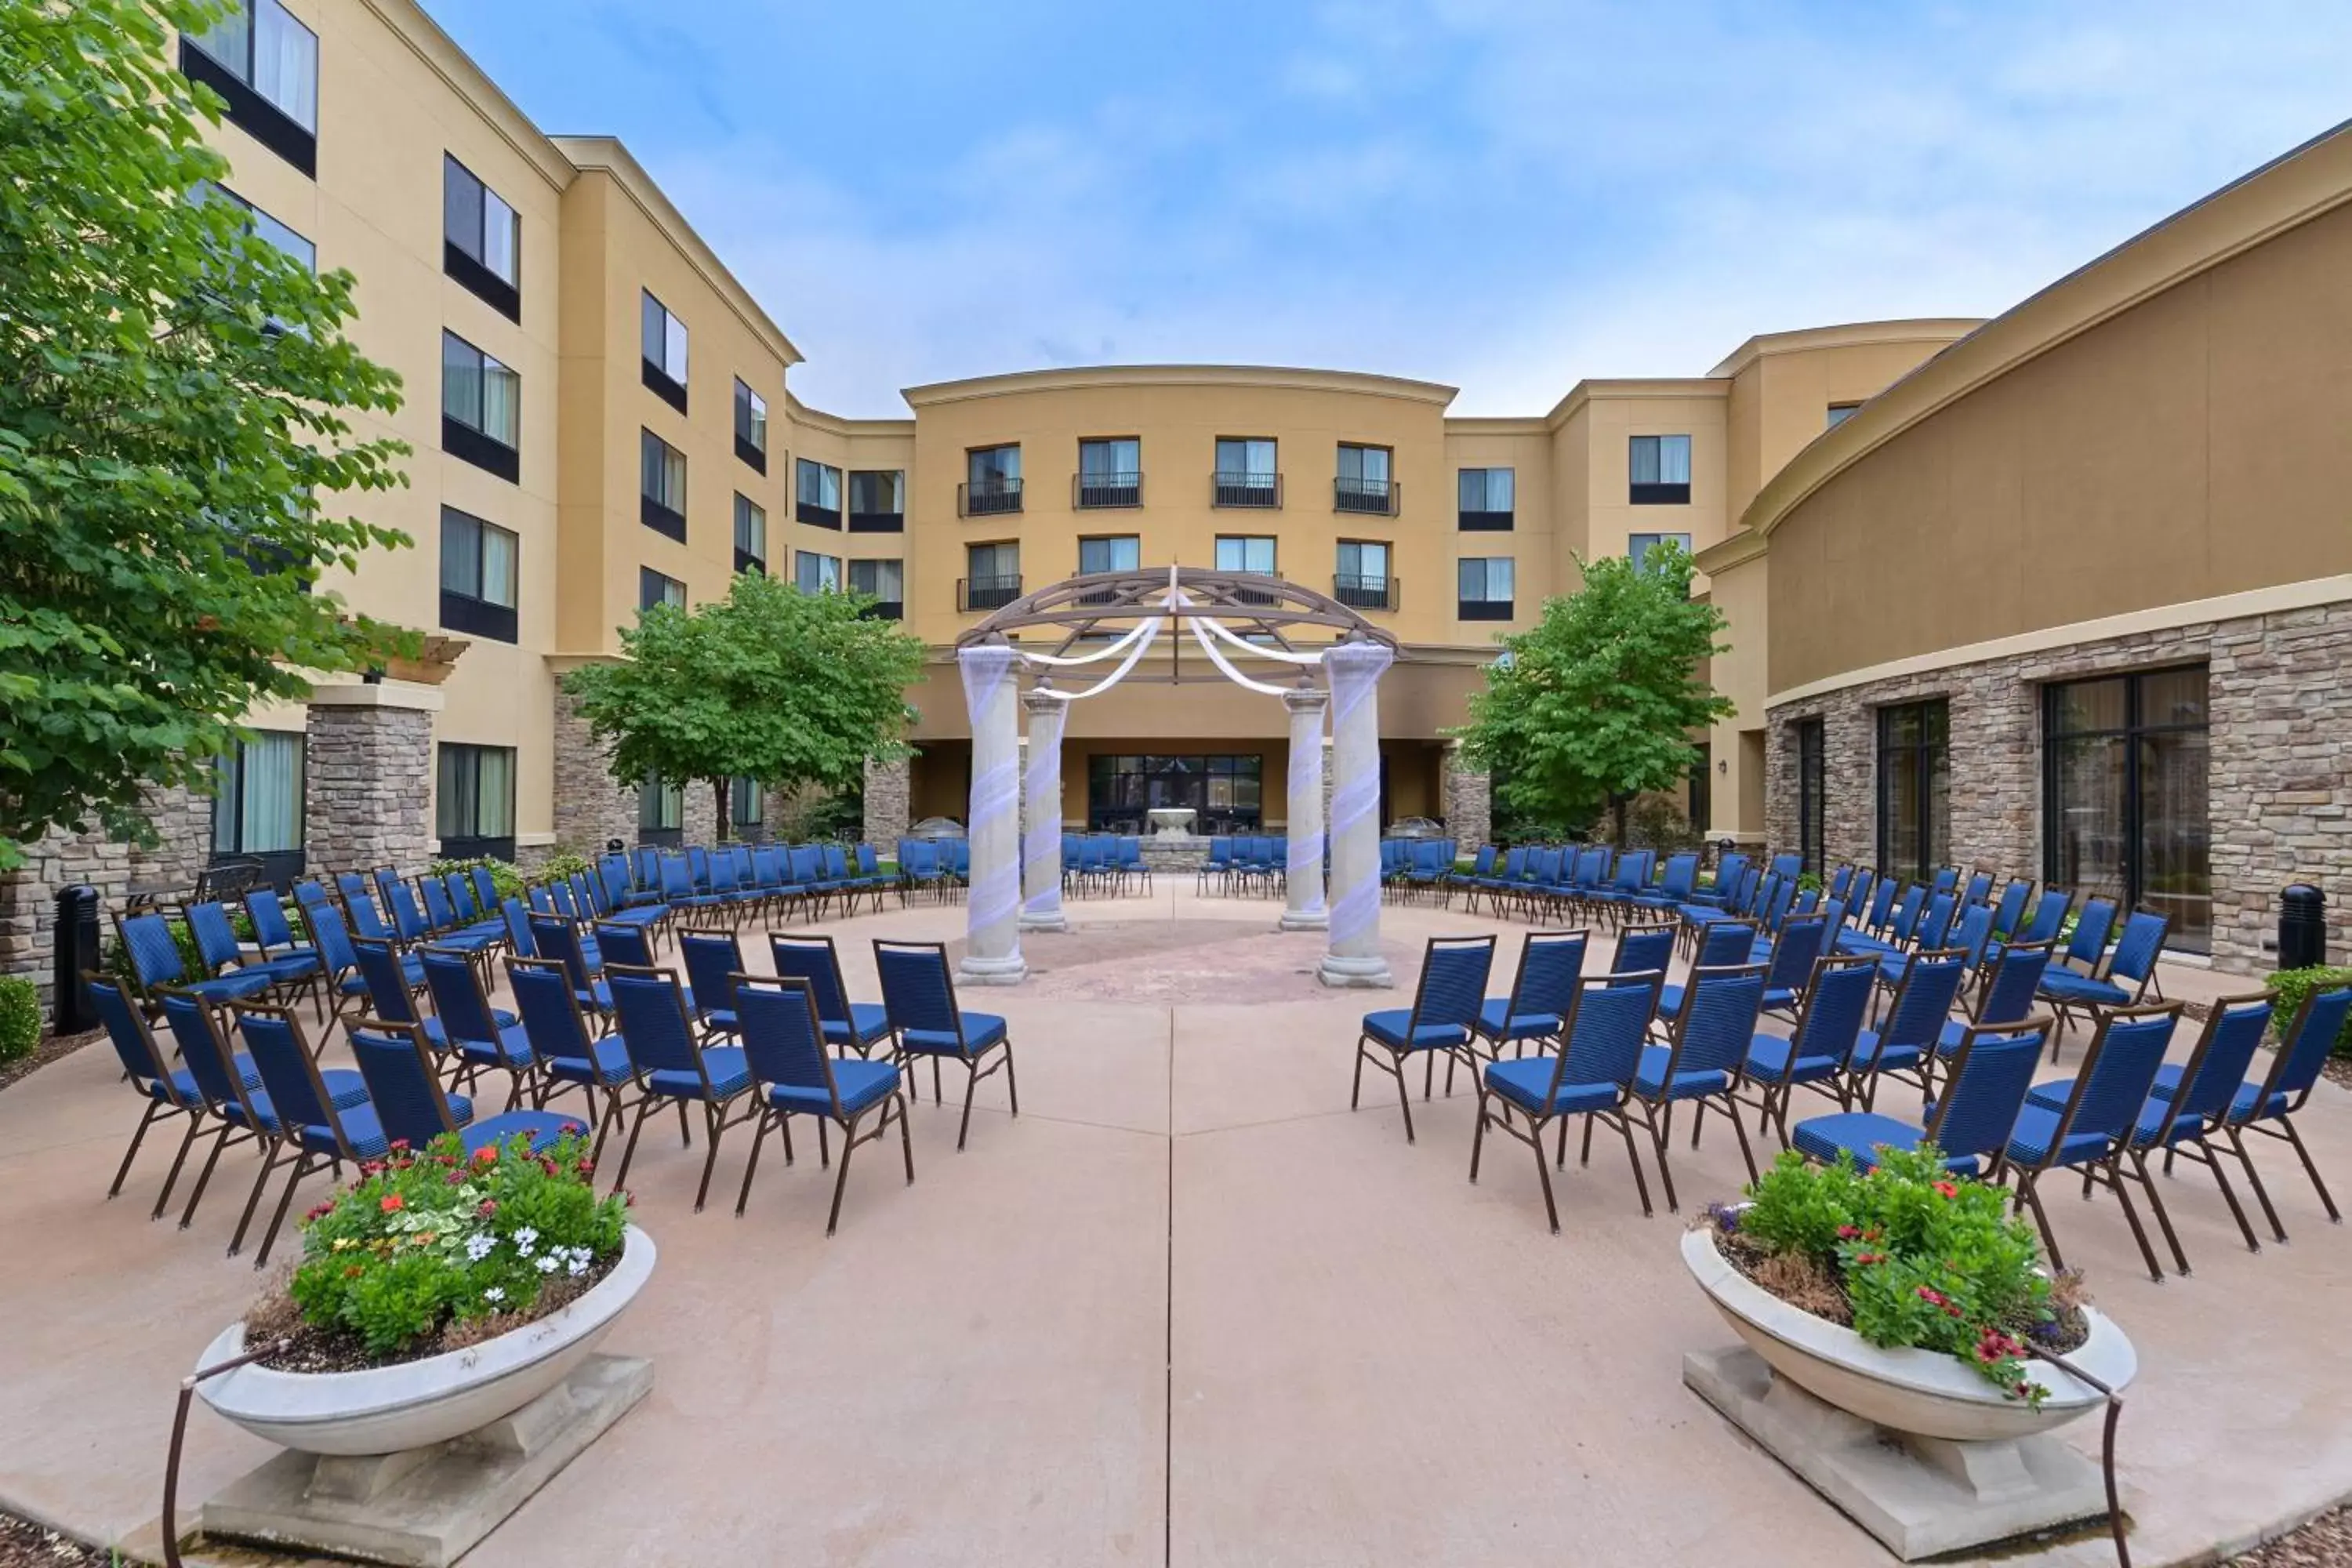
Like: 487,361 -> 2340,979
1334,476 -> 1399,516
957,477 -> 1025,517
1211,470 -> 1283,508
958,575 -> 1023,612
1332,573 -> 1398,612
1073,471 -> 1144,509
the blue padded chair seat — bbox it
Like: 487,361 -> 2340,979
765,1058 -> 900,1118
1362,1009 -> 1470,1051
1657,982 -> 1689,1021
544,1034 -> 633,1088
1934,1020 -> 1973,1059
421,1010 -> 519,1051
342,952 -> 426,996
1484,1057 -> 1619,1116
1633,1044 -> 1729,1102
899,1013 -> 1008,1057
1473,998 -> 1563,1044
2004,1105 -> 2114,1167
700,1007 -> 739,1036
574,980 -> 613,1012
189,971 -> 277,1004
1762,985 -> 1806,1011
166,1057 -> 368,1111
822,1003 -> 895,1052
1745,1034 -> 1841,1084
461,1109 -> 586,1156
249,953 -> 322,982
456,1022 -> 536,1071
604,903 -> 666,925
2136,1062 -> 2279,1116
1791,1112 -> 1982,1175
1835,932 -> 1896,957
301,1102 -> 390,1159
238,1072 -> 419,1134
430,929 -> 502,954
1846,1031 -> 1922,1073
646,1047 -> 750,1101
2037,971 -> 2131,1007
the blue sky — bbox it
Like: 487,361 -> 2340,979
421,0 -> 2352,417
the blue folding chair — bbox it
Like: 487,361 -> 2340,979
1737,953 -> 1878,1145
1622,964 -> 1767,1209
769,933 -> 894,1056
1472,978 -> 1660,1229
1465,930 -> 1588,1068
2205,983 -> 2352,1243
89,975 -> 222,1218
2039,906 -> 2169,1050
419,948 -> 537,1109
1350,935 -> 1496,1143
2001,1003 -> 2181,1281
506,956 -> 638,1163
677,927 -> 748,1040
230,1001 -> 401,1267
1846,946 -> 1970,1111
1793,1018 -> 2050,1175
116,910 -> 274,1009
345,1017 -> 586,1159
1657,920 -> 1759,1036
732,978 -> 913,1232
874,938 -> 1020,1149
604,966 -> 756,1208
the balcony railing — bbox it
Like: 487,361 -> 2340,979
1212,470 -> 1282,509
959,477 -> 1025,517
959,575 -> 1022,612
796,501 -> 842,529
1333,574 -> 1398,612
848,509 -> 905,533
1073,471 -> 1143,509
1334,477 -> 1399,516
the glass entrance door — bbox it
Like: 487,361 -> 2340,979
2044,666 -> 2209,952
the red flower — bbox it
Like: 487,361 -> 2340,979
1855,1250 -> 1886,1266
477,1200 -> 497,1218
1836,1225 -> 1861,1240
540,1157 -> 559,1177
1933,1180 -> 1959,1200
475,1146 -> 499,1165
575,1159 -> 596,1177
444,1170 -> 466,1185
379,1193 -> 405,1214
303,1202 -> 334,1222
1915,1287 -> 1946,1307
388,1139 -> 410,1152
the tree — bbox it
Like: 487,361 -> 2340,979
561,572 -> 927,839
1454,542 -> 1734,844
0,0 -> 413,869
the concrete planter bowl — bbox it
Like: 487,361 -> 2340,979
195,1225 -> 656,1457
1681,1223 -> 2135,1443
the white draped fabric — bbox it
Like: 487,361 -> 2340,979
959,644 -> 1025,982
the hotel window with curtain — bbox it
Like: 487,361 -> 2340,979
733,379 -> 768,473
640,430 -> 686,540
639,772 -> 684,844
795,551 -> 842,593
436,744 -> 515,862
1457,557 -> 1514,620
1457,467 -> 1514,530
2044,666 -> 2211,953
733,495 -> 767,575
848,470 -> 905,531
638,568 -> 685,613
1629,434 -> 1692,504
730,778 -> 764,837
442,155 -> 520,318
848,559 -> 903,619
212,732 -> 305,880
797,459 -> 844,528
181,0 -> 317,175
1876,700 -> 1949,881
442,332 -> 520,481
640,291 -> 688,412
438,508 -> 517,642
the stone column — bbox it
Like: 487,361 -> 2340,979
1319,639 -> 1395,988
1441,739 -> 1491,848
958,642 -> 1027,985
1020,684 -> 1069,933
863,754 -> 912,848
1280,684 -> 1329,931
552,664 -> 636,855
304,684 -> 438,875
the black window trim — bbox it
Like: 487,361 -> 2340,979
441,154 -> 521,321
437,506 -> 519,644
178,32 -> 315,179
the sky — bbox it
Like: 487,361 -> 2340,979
419,0 -> 2352,418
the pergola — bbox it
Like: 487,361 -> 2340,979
951,566 -> 1401,989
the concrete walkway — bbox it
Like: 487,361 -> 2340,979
2,884 -> 2350,1566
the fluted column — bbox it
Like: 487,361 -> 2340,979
958,641 -> 1027,985
1020,683 -> 1069,933
1279,684 -> 1329,931
1317,638 -> 1395,988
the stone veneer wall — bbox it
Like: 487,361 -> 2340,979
681,778 -> 720,850
864,755 -> 911,848
551,686 -> 638,855
1439,742 -> 1491,848
1,782 -> 211,1014
1765,599 -> 2352,975
304,702 -> 434,876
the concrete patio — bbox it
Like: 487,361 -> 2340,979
2,884 -> 2350,1566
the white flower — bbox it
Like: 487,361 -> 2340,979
464,1235 -> 495,1262
536,1254 -> 559,1273
514,1227 -> 539,1255
566,1256 -> 590,1277
483,1287 -> 505,1304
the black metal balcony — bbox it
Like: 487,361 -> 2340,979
1213,470 -> 1282,509
1073,471 -> 1143,509
1334,477 -> 1398,516
959,575 -> 1022,612
1333,575 -> 1398,612
959,478 -> 1024,517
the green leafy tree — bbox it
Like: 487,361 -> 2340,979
0,0 -> 413,870
562,572 -> 925,839
1455,542 -> 1734,843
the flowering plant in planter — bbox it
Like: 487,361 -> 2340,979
1712,1146 -> 2089,1404
275,1132 -> 629,1364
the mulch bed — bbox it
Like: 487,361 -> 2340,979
2237,1502 -> 2352,1565
0,1029 -> 100,1096
0,1509 -> 115,1567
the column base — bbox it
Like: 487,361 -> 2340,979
1018,909 -> 1069,933
1278,907 -> 1330,932
1316,951 -> 1393,989
957,950 -> 1029,987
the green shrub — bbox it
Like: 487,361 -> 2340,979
533,849 -> 594,885
430,855 -> 525,903
2266,965 -> 2352,1056
0,978 -> 40,1062
287,1131 -> 629,1360
1795,872 -> 1824,895
1729,1145 -> 2067,1403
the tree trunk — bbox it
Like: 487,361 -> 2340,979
1610,791 -> 1628,847
711,778 -> 731,844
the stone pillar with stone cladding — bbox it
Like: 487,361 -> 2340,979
1020,684 -> 1069,933
551,680 -> 637,855
1319,639 -> 1395,988
303,685 -> 437,876
958,642 -> 1026,985
681,779 -> 720,849
1440,739 -> 1490,849
864,754 -> 912,849
1280,684 -> 1329,931
0,779 -> 210,1017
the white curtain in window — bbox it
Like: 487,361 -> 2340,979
254,1 -> 318,130
476,748 -> 515,836
482,191 -> 518,283
1488,468 -> 1513,510
479,524 -> 516,606
481,358 -> 518,445
193,1 -> 251,71
1659,435 -> 1691,485
241,732 -> 304,852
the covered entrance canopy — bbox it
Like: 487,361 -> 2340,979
950,567 -> 1401,989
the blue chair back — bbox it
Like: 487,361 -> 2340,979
678,929 -> 746,1018
347,1021 -> 463,1146
90,976 -> 178,1098
1535,978 -> 1657,1110
1846,869 -> 1876,920
444,872 -> 481,924
1503,931 -> 1588,1029
2169,995 -> 2276,1128
2260,984 -> 2352,1108
527,882 -> 557,916
2038,1008 -> 2177,1161
736,978 -> 845,1112
874,940 -> 962,1039
1931,866 -> 1959,895
1761,914 -> 1828,996
1791,956 -> 1876,1068
470,865 -> 502,916
659,855 -> 695,900
633,845 -> 661,891
770,935 -> 856,1027
1497,846 -> 1526,881
351,936 -> 422,1026
1928,1023 -> 2048,1159
421,949 -> 504,1047
901,840 -> 938,879
306,900 -> 359,978
1573,846 -> 1610,888
1408,936 -> 1496,1036
1759,877 -> 1797,932
605,967 -> 704,1080
1886,883 -> 1928,943
599,855 -> 634,906
949,839 -> 970,877
120,912 -> 188,989
234,1004 -> 336,1137
1668,965 -> 1767,1077
1912,892 -> 1958,952
381,877 -> 432,941
686,846 -> 712,891
156,990 -> 249,1112
244,889 -> 303,953
1611,849 -> 1654,892
1693,920 -> 1757,970
1611,924 -> 1675,978
500,898 -> 538,957
1468,845 -> 1497,878
2106,910 -> 2169,984
183,902 -> 245,975
1861,877 -> 1899,935
1962,871 -> 1993,908
1991,878 -> 2032,938
528,916 -> 599,994
1878,949 -> 1969,1051
1769,853 -> 1802,880
1714,853 -> 1751,897
707,853 -> 739,896
790,844 -> 823,884
1207,837 -> 1232,867
1951,904 -> 1994,970
2020,887 -> 2072,942
593,920 -> 656,970
858,844 -> 881,879
1826,865 -> 1853,900
334,871 -> 371,909
2062,897 -> 2119,972
508,957 -> 599,1063
1978,940 -> 2053,1026
1657,853 -> 1699,900
417,876 -> 461,934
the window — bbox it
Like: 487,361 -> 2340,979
1629,434 -> 1692,504
733,494 -> 767,575
1876,700 -> 1949,882
1076,437 -> 1142,508
1214,437 -> 1279,508
795,551 -> 842,593
730,778 -> 764,835
640,429 -> 686,540
849,558 -> 903,618
212,732 -> 304,877
639,291 -> 688,412
436,744 -> 515,862
1214,535 -> 1276,575
1628,532 -> 1693,572
441,332 -> 519,481
1336,443 -> 1396,515
2045,666 -> 2211,953
1795,718 -> 1825,877
442,155 -> 520,318
438,508 -> 517,642
732,379 -> 768,472
1826,402 -> 1861,429
963,445 -> 1022,517
1078,535 -> 1141,575
201,183 -> 315,271
848,470 -> 906,531
1087,754 -> 1262,832
796,459 -> 844,528
1457,467 -> 1514,530
639,771 -> 684,843
638,567 -> 685,612
1457,557 -> 1514,621
963,542 -> 1020,612
1335,540 -> 1392,611
181,0 -> 317,175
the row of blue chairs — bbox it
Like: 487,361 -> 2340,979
894,837 -> 971,903
1199,836 -> 1290,896
1382,838 -> 1461,902
1451,844 -> 1711,927
1062,834 -> 1151,896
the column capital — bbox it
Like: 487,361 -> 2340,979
1022,683 -> 1065,716
1282,684 -> 1330,716
1323,638 -> 1396,681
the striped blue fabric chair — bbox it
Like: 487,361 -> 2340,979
153,989 -> 279,1232
2199,983 -> 2352,1242
732,977 -> 913,1232
183,898 -> 320,1018
299,898 -> 394,1040
506,956 -> 637,1163
1846,947 -> 1971,1110
375,873 -> 436,945
874,938 -> 1019,1148
677,927 -> 748,1040
346,1017 -> 585,1160
1960,870 -> 1994,908
89,975 -> 221,1218
1755,913 -> 1829,1018
590,918 -> 660,975
1792,1018 -> 2050,1176
529,915 -> 613,1021
1657,920 -> 1759,1036
1769,853 -> 1802,881
1466,930 -> 1587,1069
2039,907 -> 2169,1049
1610,922 -> 1678,985
1933,940 -> 2054,1080
604,966 -> 756,1208
419,948 -> 536,1109
1472,978 -> 1659,1229
1987,877 -> 2034,942
1986,886 -> 2074,969
1681,852 -> 1749,909
1838,881 -> 1920,956
356,935 -> 517,1054
1198,836 -> 1234,894
2001,1003 -> 2182,1281
1739,953 -> 1878,1145
116,910 -> 274,1010
770,933 -> 894,1056
1625,964 -> 1768,1208
1628,852 -> 1700,917
230,1001 -> 402,1266
419,876 -> 502,952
